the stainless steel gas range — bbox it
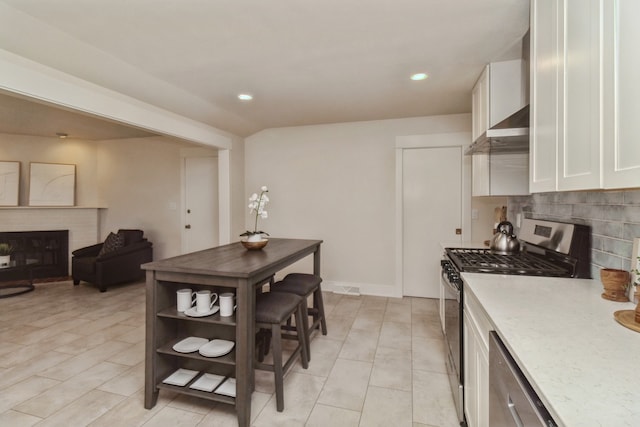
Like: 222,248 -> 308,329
440,218 -> 591,426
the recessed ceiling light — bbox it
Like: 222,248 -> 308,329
238,93 -> 253,101
56,132 -> 68,139
410,73 -> 429,81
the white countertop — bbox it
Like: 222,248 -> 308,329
462,272 -> 640,427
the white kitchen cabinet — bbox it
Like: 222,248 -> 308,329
471,59 -> 529,197
530,0 -> 640,192
557,0 -> 602,191
472,152 -> 529,196
529,0 -> 559,193
602,0 -> 640,189
463,288 -> 491,427
471,61 -> 526,143
471,66 -> 488,143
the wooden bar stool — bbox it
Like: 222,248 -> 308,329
270,273 -> 327,360
254,291 -> 309,412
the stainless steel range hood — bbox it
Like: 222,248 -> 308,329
465,104 -> 529,155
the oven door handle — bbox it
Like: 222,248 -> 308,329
441,273 -> 461,301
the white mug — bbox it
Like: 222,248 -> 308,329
196,290 -> 218,313
176,288 -> 196,312
219,292 -> 237,317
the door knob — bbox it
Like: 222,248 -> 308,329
185,224 -> 191,229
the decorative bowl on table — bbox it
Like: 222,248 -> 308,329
241,239 -> 268,250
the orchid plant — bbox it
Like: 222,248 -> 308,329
240,186 -> 270,241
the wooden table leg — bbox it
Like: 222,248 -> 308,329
235,277 -> 254,427
313,245 -> 321,276
144,271 -> 159,409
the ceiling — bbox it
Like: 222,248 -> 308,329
0,92 -> 158,140
0,0 -> 530,139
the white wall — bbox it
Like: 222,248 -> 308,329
0,133 -> 99,206
228,135 -> 246,239
471,196 -> 508,244
97,137 -> 188,260
245,114 -> 471,296
0,133 -> 244,265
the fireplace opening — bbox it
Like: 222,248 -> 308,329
0,230 -> 69,282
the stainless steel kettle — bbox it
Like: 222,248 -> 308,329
490,221 -> 520,255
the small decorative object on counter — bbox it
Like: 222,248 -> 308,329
613,299 -> 640,333
600,268 -> 630,302
629,238 -> 640,304
240,186 -> 269,249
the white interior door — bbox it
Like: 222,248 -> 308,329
402,146 -> 462,298
184,156 -> 218,253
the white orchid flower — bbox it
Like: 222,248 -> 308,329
242,185 -> 271,238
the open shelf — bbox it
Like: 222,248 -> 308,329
157,382 -> 235,405
158,307 -> 236,326
158,339 -> 236,366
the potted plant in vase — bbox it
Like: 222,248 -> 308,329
240,186 -> 270,249
0,243 -> 13,268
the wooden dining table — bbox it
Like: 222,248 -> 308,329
143,238 -> 322,427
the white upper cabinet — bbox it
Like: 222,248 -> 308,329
530,0 -> 560,193
472,153 -> 529,196
558,0 -> 602,191
471,66 -> 488,143
471,60 -> 529,196
602,0 -> 640,189
472,60 -> 526,143
530,0 -> 640,192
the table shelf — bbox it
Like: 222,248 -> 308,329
157,382 -> 236,405
158,307 -> 236,326
157,340 -> 236,366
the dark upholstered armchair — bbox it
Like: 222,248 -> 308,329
72,229 -> 153,292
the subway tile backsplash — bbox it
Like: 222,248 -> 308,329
508,189 -> 640,278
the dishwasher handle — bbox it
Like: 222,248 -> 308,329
507,394 -> 524,427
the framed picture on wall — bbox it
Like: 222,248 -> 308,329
0,161 -> 20,206
28,162 -> 76,206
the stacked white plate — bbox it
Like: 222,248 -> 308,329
198,339 -> 235,357
214,377 -> 236,397
162,368 -> 199,387
172,336 -> 209,353
184,305 -> 220,317
189,373 -> 226,392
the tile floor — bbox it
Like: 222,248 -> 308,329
0,280 -> 459,427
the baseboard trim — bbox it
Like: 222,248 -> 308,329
323,280 -> 402,299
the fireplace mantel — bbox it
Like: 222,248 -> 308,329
0,206 -> 106,210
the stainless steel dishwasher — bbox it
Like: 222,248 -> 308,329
489,332 -> 557,427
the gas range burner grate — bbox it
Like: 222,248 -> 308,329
446,248 -> 570,277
